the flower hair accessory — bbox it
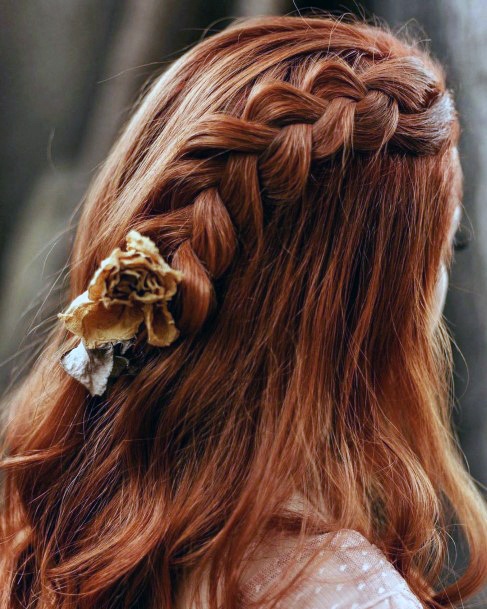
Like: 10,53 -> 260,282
58,230 -> 183,396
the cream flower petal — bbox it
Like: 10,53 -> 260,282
126,230 -> 162,260
58,291 -> 93,337
143,302 -> 179,347
119,253 -> 158,271
59,292 -> 144,349
88,253 -> 121,300
80,303 -> 144,349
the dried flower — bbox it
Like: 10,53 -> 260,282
58,231 -> 183,349
58,231 -> 183,395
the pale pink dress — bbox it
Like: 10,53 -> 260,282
240,529 -> 423,608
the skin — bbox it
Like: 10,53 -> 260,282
434,202 -> 462,323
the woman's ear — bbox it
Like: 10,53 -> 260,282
432,203 -> 462,328
433,261 -> 449,325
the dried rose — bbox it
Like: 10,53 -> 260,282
58,231 -> 183,349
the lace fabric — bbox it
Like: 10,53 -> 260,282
241,529 -> 423,609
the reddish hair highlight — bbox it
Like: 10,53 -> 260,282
1,15 -> 486,609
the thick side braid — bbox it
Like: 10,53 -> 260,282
173,187 -> 237,333
135,55 -> 455,335
137,184 -> 237,335
180,57 -> 453,160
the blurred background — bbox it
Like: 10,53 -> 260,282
0,0 -> 485,602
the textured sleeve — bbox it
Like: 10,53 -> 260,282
263,582 -> 423,609
368,594 -> 424,609
241,529 -> 423,609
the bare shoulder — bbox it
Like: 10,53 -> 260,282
241,529 -> 422,609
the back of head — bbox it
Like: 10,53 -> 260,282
1,14 -> 486,609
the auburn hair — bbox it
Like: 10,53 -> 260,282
1,14 -> 486,609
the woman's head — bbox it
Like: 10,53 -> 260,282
2,15 -> 486,609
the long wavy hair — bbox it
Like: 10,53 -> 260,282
1,14 -> 486,609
